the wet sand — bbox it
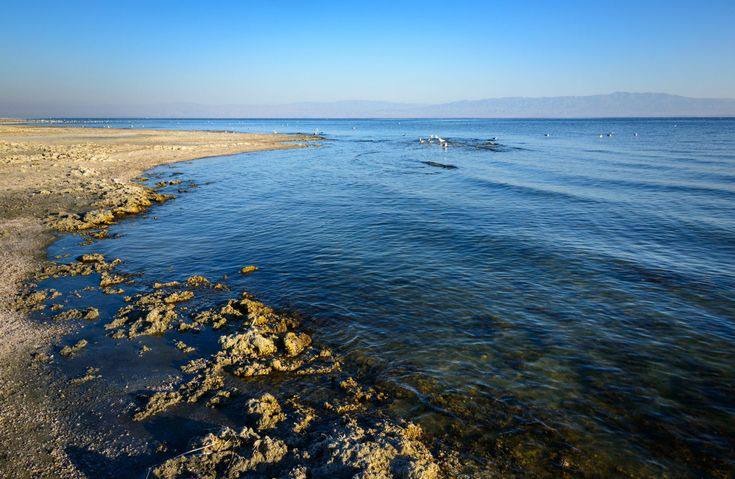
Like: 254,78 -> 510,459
0,123 -> 311,477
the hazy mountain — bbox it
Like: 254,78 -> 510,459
3,93 -> 735,118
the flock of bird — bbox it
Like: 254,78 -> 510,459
418,131 -> 640,149
596,132 -> 639,138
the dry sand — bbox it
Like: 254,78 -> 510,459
0,123 -> 311,477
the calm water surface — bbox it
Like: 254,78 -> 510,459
45,118 -> 735,476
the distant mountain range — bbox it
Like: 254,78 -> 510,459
3,92 -> 735,118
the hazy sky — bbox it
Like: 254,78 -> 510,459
2,0 -> 734,106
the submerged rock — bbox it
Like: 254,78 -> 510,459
307,419 -> 440,479
150,403 -> 440,479
422,160 -> 458,170
71,367 -> 100,385
60,339 -> 88,357
98,283 -> 445,477
54,308 -> 83,321
175,340 -> 196,354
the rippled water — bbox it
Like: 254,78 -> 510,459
45,118 -> 735,476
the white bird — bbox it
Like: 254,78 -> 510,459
544,133 -> 550,137
419,138 -> 425,144
634,132 -> 639,136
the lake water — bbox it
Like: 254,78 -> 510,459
43,118 -> 735,476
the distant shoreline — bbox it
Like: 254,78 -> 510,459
13,115 -> 735,122
5,92 -> 735,119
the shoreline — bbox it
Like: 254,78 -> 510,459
0,123 -> 315,477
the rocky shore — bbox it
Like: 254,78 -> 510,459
0,123 -> 460,478
0,123 -> 313,477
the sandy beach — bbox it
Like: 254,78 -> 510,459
0,123 -> 310,477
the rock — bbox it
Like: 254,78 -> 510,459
71,367 -> 100,385
246,393 -> 285,430
99,272 -> 126,287
82,209 -> 115,227
54,308 -> 83,321
164,291 -> 194,304
220,331 -> 277,359
60,339 -> 88,357
175,340 -> 195,354
240,265 -> 258,275
77,253 -> 105,263
185,275 -> 211,288
153,426 -> 287,479
283,331 -> 312,357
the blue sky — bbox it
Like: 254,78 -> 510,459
1,0 -> 734,106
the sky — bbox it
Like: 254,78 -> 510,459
1,0 -> 734,108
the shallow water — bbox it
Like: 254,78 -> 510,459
43,118 -> 735,475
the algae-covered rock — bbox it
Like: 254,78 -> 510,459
60,339 -> 88,357
240,265 -> 258,275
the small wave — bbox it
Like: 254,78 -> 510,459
467,176 -> 602,204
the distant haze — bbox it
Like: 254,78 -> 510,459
2,93 -> 735,119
